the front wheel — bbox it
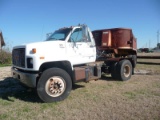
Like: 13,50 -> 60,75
37,68 -> 72,103
117,60 -> 132,81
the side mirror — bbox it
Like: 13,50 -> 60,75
46,32 -> 52,39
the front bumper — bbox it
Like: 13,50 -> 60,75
11,67 -> 38,88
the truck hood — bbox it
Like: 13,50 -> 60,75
13,40 -> 65,50
13,41 -> 66,57
28,40 -> 65,48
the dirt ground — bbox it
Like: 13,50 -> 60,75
0,66 -> 11,81
0,67 -> 26,97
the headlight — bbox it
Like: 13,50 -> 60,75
30,58 -> 33,64
27,58 -> 33,68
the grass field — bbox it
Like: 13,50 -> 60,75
137,53 -> 160,65
0,60 -> 160,120
137,52 -> 160,56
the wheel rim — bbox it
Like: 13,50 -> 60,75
123,65 -> 130,78
45,76 -> 66,97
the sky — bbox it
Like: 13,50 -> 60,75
0,0 -> 160,50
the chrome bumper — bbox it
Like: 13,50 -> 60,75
11,67 -> 38,88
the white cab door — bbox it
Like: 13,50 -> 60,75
66,27 -> 96,65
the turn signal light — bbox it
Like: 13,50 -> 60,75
32,48 -> 36,53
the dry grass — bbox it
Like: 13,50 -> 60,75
0,50 -> 12,65
136,64 -> 160,74
137,59 -> 160,64
0,63 -> 160,120
137,52 -> 160,56
137,52 -> 160,74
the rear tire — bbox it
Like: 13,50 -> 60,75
111,62 -> 118,79
128,55 -> 137,68
37,68 -> 72,103
117,60 -> 132,81
132,55 -> 137,68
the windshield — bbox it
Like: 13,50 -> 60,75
46,28 -> 72,41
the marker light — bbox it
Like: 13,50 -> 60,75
40,56 -> 45,59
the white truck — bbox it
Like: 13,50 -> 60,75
12,24 -> 137,102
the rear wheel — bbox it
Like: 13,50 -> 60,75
111,62 -> 118,79
117,60 -> 132,81
37,68 -> 72,103
127,55 -> 137,68
132,55 -> 137,68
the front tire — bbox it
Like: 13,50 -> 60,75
37,68 -> 72,103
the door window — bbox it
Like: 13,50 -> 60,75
70,28 -> 83,42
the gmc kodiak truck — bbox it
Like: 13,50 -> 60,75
12,24 -> 137,102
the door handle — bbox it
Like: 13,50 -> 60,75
90,45 -> 95,48
76,44 -> 82,46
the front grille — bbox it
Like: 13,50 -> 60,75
12,48 -> 25,68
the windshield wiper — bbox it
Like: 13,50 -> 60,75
46,38 -> 58,41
